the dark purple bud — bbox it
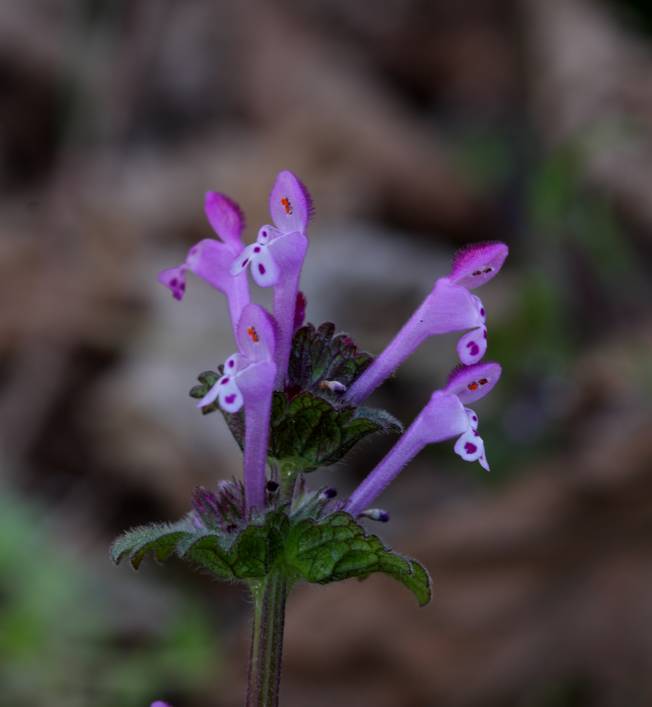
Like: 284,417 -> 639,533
192,486 -> 221,528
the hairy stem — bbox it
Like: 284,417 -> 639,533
246,573 -> 288,707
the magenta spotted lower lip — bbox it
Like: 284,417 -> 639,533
464,442 -> 477,454
225,394 -> 236,404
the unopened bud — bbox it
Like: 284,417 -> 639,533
319,487 -> 338,501
359,508 -> 390,523
319,380 -> 347,394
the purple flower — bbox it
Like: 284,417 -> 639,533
346,242 -> 508,404
198,304 -> 278,513
158,192 -> 250,338
231,171 -> 313,387
150,702 -> 172,707
345,361 -> 501,517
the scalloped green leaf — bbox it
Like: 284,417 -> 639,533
178,511 -> 290,581
269,392 -> 401,472
180,534 -> 234,580
284,512 -> 432,606
217,391 -> 401,471
111,520 -> 193,569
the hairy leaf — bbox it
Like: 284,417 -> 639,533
285,512 -> 432,606
270,393 -> 401,472
111,520 -> 194,569
179,511 -> 290,580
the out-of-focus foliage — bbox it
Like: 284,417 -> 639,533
0,487 -> 219,707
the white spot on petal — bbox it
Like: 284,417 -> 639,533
454,429 -> 485,463
250,245 -> 280,287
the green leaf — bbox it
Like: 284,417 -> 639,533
189,369 -> 221,415
179,511 -> 290,581
219,391 -> 401,471
112,509 -> 431,605
284,512 -> 432,606
270,392 -> 401,472
288,322 -> 373,395
220,406 -> 246,449
188,325 -> 401,468
178,534 -> 234,580
111,520 -> 194,569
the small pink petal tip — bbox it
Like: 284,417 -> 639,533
269,170 -> 314,234
446,361 -> 502,404
157,266 -> 187,301
449,241 -> 508,290
204,191 -> 245,245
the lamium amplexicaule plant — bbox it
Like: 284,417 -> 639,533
111,171 -> 508,707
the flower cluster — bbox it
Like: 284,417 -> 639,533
158,171 -> 508,520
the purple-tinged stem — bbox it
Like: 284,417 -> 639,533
246,572 -> 287,707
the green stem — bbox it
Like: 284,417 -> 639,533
246,572 -> 288,707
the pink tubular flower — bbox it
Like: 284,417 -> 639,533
231,171 -> 313,387
345,361 -> 501,517
158,192 -> 250,338
198,304 -> 278,513
345,242 -> 508,405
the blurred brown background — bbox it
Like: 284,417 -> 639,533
2,1 -> 652,706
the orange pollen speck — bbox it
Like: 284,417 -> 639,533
280,197 -> 293,215
468,382 -> 479,391
247,326 -> 260,343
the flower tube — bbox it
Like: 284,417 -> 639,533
345,361 -> 501,517
158,192 -> 250,338
198,304 -> 277,513
231,170 -> 313,387
346,242 -> 508,405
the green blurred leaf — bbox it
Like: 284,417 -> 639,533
189,369 -> 221,415
1,489 -> 218,707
